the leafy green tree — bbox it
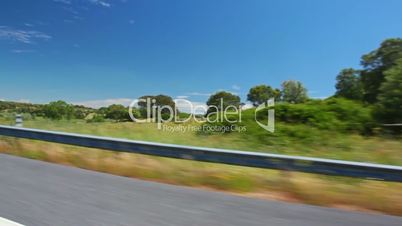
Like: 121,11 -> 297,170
97,107 -> 108,116
335,68 -> 363,100
43,101 -> 74,120
247,85 -> 281,106
105,104 -> 130,122
137,94 -> 176,118
374,59 -> 402,126
206,91 -> 240,114
154,95 -> 176,114
72,105 -> 95,119
360,38 -> 402,103
281,80 -> 308,103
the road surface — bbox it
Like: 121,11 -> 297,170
0,154 -> 401,226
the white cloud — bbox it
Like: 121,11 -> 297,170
0,26 -> 51,44
74,98 -> 208,114
0,98 -> 30,103
73,98 -> 132,108
175,100 -> 208,114
232,84 -> 240,90
187,92 -> 212,97
53,0 -> 111,8
311,96 -> 329,99
53,0 -> 71,4
176,95 -> 189,99
16,99 -> 31,103
11,49 -> 35,54
89,0 -> 111,7
241,103 -> 254,110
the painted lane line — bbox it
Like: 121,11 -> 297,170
0,217 -> 24,226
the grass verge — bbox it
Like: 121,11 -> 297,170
0,137 -> 401,216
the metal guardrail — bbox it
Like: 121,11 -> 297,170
0,125 -> 401,182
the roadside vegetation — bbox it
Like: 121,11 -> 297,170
0,134 -> 401,216
0,38 -> 401,215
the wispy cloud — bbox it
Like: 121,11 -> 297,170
63,19 -> 74,23
11,49 -> 35,54
176,95 -> 189,99
231,84 -> 240,90
0,26 -> 51,44
311,96 -> 329,99
175,100 -> 208,114
241,103 -> 254,110
74,98 -> 208,114
16,99 -> 31,103
53,0 -> 111,8
53,0 -> 72,4
0,98 -> 31,103
73,98 -> 132,108
187,92 -> 212,97
89,0 -> 111,7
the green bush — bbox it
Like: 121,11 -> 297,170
86,115 -> 105,123
43,101 -> 74,120
204,98 -> 374,135
272,98 -> 374,133
323,98 -> 375,134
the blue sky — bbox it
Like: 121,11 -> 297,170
1,0 -> 402,108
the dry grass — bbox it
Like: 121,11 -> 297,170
1,137 -> 401,216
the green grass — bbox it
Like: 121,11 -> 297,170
1,116 -> 401,165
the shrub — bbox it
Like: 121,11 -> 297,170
43,101 -> 74,120
86,115 -> 105,123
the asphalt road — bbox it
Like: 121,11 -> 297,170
0,154 -> 401,226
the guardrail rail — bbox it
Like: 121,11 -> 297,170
0,125 -> 401,182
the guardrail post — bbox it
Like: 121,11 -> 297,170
15,114 -> 23,127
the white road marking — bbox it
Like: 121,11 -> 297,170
0,217 -> 24,226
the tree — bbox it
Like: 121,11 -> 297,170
154,95 -> 176,115
247,85 -> 281,106
43,101 -> 74,120
104,104 -> 130,121
97,107 -> 108,116
335,68 -> 363,100
360,38 -> 402,103
137,94 -> 176,118
374,59 -> 402,126
206,91 -> 240,114
281,80 -> 308,103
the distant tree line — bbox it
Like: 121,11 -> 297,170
206,79 -> 309,114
